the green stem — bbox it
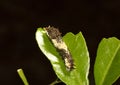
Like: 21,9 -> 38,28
17,69 -> 29,85
49,78 -> 62,85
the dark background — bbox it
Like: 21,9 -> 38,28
0,0 -> 120,85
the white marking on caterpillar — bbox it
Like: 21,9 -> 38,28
44,26 -> 74,71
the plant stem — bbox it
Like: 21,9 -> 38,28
17,69 -> 29,85
49,78 -> 62,85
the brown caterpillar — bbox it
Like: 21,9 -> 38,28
44,26 -> 74,71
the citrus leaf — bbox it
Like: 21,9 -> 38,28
94,37 -> 120,85
36,28 -> 90,85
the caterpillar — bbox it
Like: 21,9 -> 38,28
44,26 -> 74,71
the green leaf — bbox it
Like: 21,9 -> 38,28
94,37 -> 120,85
36,28 -> 90,85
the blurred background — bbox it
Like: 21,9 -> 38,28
0,0 -> 120,85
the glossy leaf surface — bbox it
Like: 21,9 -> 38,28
36,28 -> 90,85
94,37 -> 120,85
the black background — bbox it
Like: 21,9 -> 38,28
0,0 -> 120,85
